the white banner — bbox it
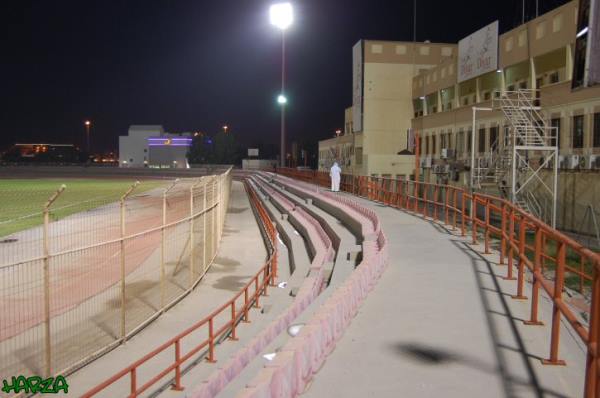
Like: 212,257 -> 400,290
352,40 -> 363,132
458,21 -> 499,83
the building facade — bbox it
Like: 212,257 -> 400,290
319,40 -> 457,179
119,125 -> 191,168
412,0 -> 600,236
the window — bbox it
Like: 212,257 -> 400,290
355,147 -> 363,164
549,71 -> 560,84
490,126 -> 499,148
432,135 -> 437,155
441,47 -> 453,57
447,132 -> 452,149
519,81 -> 528,89
518,30 -> 527,47
467,130 -> 472,153
594,113 -> 600,147
507,84 -> 515,91
420,46 -> 430,55
573,115 -> 584,148
536,22 -> 546,39
478,128 -> 486,153
551,118 -> 561,148
505,37 -> 514,52
395,45 -> 407,55
553,14 -> 563,32
484,91 -> 491,101
425,136 -> 430,154
371,44 -> 383,54
440,133 -> 446,149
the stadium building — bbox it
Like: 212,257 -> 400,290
319,0 -> 600,239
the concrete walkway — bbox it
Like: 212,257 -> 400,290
67,180 -> 270,397
303,193 -> 586,398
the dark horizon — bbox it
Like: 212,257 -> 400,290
1,0 -> 570,154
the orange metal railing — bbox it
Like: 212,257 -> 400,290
275,167 -> 599,398
81,179 -> 277,397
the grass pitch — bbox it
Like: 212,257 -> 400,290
0,179 -> 166,237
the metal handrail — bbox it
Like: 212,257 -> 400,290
276,167 -> 600,398
81,179 -> 278,398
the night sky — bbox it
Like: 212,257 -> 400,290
1,0 -> 570,154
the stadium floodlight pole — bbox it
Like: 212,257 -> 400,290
270,2 -> 293,167
84,120 -> 91,153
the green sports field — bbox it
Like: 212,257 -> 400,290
0,179 -> 166,237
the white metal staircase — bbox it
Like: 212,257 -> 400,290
474,89 -> 558,225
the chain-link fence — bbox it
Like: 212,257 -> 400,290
0,168 -> 232,382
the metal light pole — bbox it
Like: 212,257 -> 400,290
84,120 -> 91,153
270,3 -> 293,167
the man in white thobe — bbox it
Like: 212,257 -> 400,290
330,162 -> 341,192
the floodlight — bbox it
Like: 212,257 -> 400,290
277,94 -> 287,104
270,3 -> 293,30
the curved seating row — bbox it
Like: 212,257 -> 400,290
187,174 -> 338,398
234,174 -> 388,397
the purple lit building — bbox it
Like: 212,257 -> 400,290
118,125 -> 192,168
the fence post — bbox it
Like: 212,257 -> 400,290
161,179 -> 179,309
190,179 -> 203,288
120,181 -> 139,341
203,178 -> 207,273
542,240 -> 567,366
42,184 -> 66,378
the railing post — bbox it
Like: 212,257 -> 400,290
499,203 -> 507,265
484,198 -> 491,254
452,188 -> 458,230
461,191 -> 466,237
433,185 -> 439,220
42,184 -> 65,378
444,187 -> 450,226
423,185 -> 428,218
172,340 -> 184,391
504,208 -> 517,281
207,318 -> 216,363
230,301 -> 238,341
472,196 -> 478,245
584,261 -> 599,397
414,181 -> 419,213
120,181 -> 139,341
525,226 -> 544,326
513,215 -> 527,300
542,241 -> 567,366
243,288 -> 250,323
130,368 -> 137,397
254,277 -> 261,308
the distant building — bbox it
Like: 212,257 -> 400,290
118,125 -> 191,168
2,143 -> 81,163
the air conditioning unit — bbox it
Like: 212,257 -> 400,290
443,164 -> 451,174
579,156 -> 588,169
591,154 -> 600,170
421,156 -> 432,168
432,164 -> 442,173
441,148 -> 456,159
567,155 -> 580,170
558,155 -> 566,170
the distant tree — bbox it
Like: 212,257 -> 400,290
212,130 -> 240,165
187,134 -> 214,164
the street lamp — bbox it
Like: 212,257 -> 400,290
223,125 -> 229,133
84,120 -> 91,153
270,2 -> 293,167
